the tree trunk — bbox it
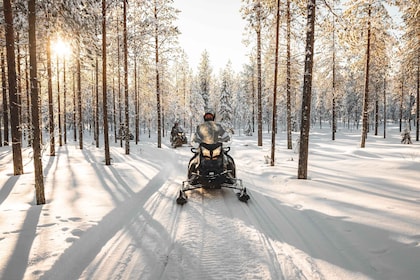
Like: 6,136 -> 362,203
73,70 -> 77,142
383,76 -> 386,138
77,41 -> 83,150
57,56 -> 62,146
155,0 -> 162,148
1,49 -> 8,146
113,77 -> 117,142
102,0 -> 110,165
47,38 -> 55,156
360,5 -> 371,148
25,54 -> 31,146
95,56 -> 99,148
63,58 -> 67,144
416,54 -> 419,141
124,0 -> 130,154
286,0 -> 292,149
117,22 -> 123,148
135,58 -> 139,144
399,80 -> 403,132
270,0 -> 280,166
375,93 -> 379,136
256,0 -> 263,147
332,13 -> 336,141
28,0 -> 45,204
3,0 -> 23,174
297,0 -> 316,180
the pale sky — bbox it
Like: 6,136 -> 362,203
173,0 -> 248,74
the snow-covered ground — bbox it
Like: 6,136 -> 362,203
0,125 -> 419,280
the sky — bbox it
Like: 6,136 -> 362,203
173,0 -> 248,74
1,125 -> 419,279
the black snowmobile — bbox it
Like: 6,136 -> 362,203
171,131 -> 188,148
176,142 -> 250,205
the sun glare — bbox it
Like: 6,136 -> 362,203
51,38 -> 72,58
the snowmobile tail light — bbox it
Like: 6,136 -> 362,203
202,147 -> 211,159
212,146 -> 222,158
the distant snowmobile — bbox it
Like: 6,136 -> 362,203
176,142 -> 250,205
171,131 -> 188,148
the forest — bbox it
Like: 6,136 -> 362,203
0,0 -> 419,204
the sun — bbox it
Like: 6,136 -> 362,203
51,38 -> 72,58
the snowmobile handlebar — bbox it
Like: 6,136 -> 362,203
191,145 -> 230,154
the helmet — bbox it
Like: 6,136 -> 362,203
203,109 -> 215,121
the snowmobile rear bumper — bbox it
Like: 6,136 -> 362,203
176,177 -> 250,205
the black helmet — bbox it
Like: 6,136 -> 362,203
203,109 -> 215,121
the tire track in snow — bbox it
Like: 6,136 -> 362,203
40,146 -> 178,280
80,145 -> 190,280
165,146 -> 299,279
169,188 -> 286,279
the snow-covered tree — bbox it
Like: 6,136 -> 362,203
399,0 -> 420,140
219,63 -> 234,134
143,0 -> 180,148
197,50 -> 212,110
342,0 -> 393,147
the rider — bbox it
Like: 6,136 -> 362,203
170,122 -> 182,143
189,109 -> 233,183
192,109 -> 230,144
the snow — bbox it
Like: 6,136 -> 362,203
1,125 -> 419,280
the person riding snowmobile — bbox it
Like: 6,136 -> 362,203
171,122 -> 181,138
176,109 -> 250,204
192,110 -> 230,144
189,110 -> 233,183
170,122 -> 187,147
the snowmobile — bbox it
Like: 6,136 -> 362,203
176,142 -> 250,205
171,131 -> 188,148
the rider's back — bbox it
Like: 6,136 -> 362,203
194,121 -> 228,144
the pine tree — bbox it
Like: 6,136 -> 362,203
241,0 -> 267,147
3,0 -> 23,175
1,48 -> 8,146
102,0 -> 110,165
270,0 -> 280,166
219,65 -> 234,134
198,50 -> 212,110
399,0 -> 420,141
47,37 -> 55,156
342,0 -> 393,147
28,0 -> 45,205
297,0 -> 316,179
144,0 -> 179,148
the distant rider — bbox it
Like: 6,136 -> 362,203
170,122 -> 182,143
